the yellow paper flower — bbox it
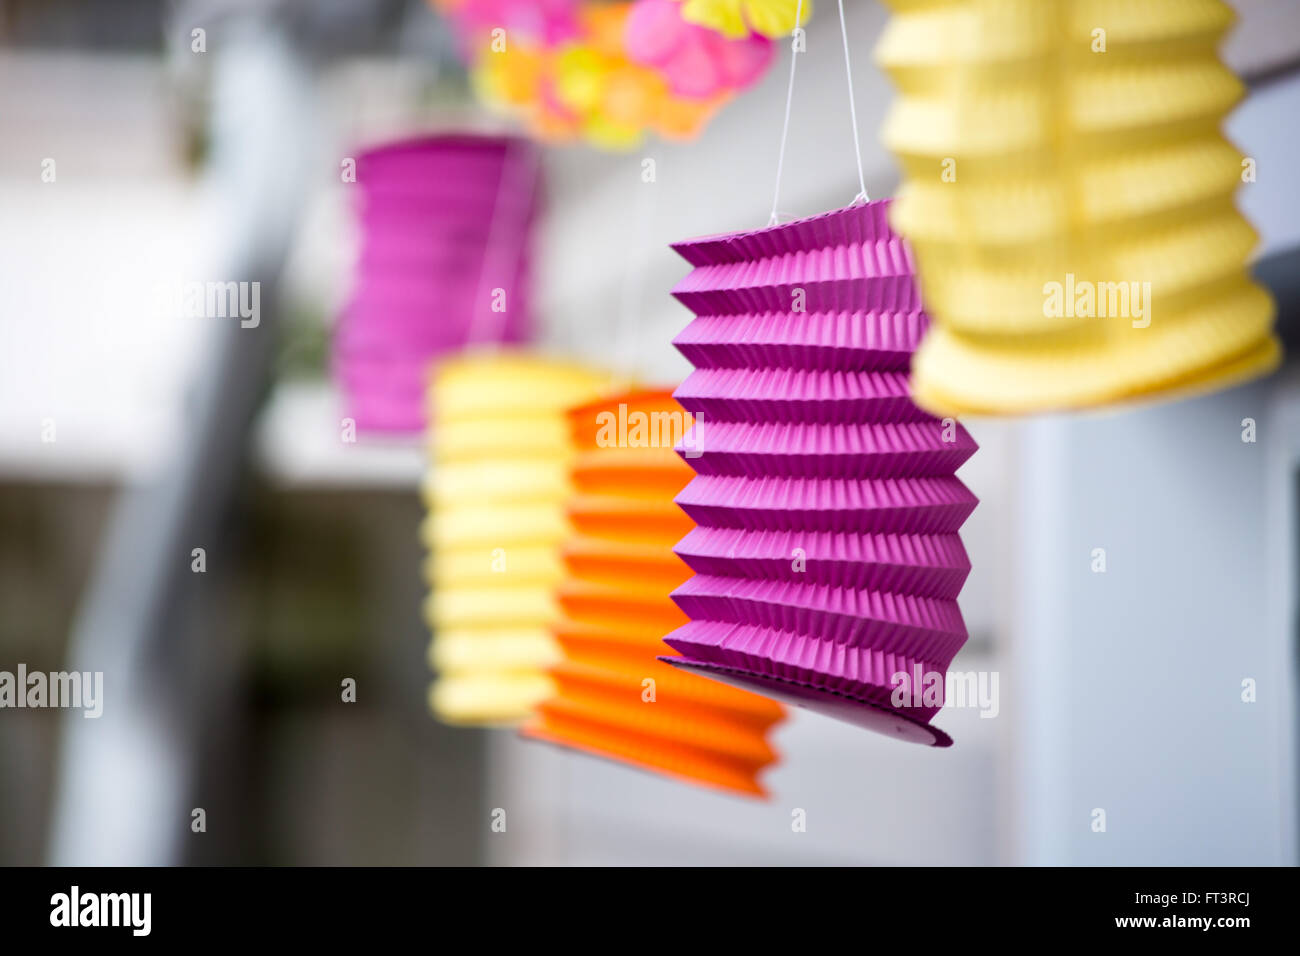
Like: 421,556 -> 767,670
681,0 -> 810,39
554,45 -> 612,113
553,45 -> 650,149
583,114 -> 646,151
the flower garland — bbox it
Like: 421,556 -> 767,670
435,0 -> 795,148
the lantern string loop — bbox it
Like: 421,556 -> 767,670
767,0 -> 868,227
616,175 -> 655,379
837,0 -> 870,206
766,0 -> 803,227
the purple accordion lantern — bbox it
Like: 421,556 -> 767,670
334,134 -> 539,433
662,199 -> 979,746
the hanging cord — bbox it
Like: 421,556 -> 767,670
464,139 -> 542,347
767,0 -> 804,227
767,0 -> 870,225
616,173 -> 656,380
837,0 -> 870,205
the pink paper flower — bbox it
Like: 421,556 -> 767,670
438,0 -> 581,48
625,0 -> 773,99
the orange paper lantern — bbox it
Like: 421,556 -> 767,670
523,389 -> 785,796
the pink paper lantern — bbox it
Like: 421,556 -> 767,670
662,200 -> 979,746
333,134 -> 539,433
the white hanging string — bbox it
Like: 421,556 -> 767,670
767,0 -> 804,227
767,0 -> 870,225
616,174 -> 656,381
837,0 -> 870,205
464,139 -> 541,347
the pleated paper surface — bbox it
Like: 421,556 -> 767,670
665,200 -> 977,746
523,389 -> 785,795
877,0 -> 1279,415
424,352 -> 610,725
335,135 -> 537,432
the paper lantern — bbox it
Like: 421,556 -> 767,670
662,200 -> 978,746
877,0 -> 1279,415
424,352 -> 610,725
333,135 -> 538,433
522,389 -> 785,794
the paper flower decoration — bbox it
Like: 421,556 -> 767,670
680,0 -> 810,40
481,3 -> 727,148
453,1 -> 771,148
625,0 -> 774,99
877,0 -> 1280,415
523,389 -> 785,795
424,352 -> 610,725
433,0 -> 581,49
662,201 -> 978,746
333,135 -> 537,433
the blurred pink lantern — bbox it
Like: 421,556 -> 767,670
333,134 -> 540,433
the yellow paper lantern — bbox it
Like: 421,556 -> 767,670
877,0 -> 1280,415
522,389 -> 785,795
424,352 -> 610,725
